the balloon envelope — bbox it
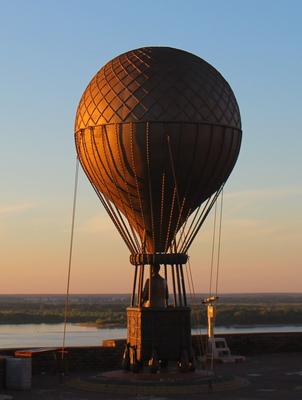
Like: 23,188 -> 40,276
75,47 -> 242,253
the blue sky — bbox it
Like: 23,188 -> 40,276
0,0 -> 301,293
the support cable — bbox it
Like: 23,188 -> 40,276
146,122 -> 156,251
167,135 -> 187,253
178,198 -> 210,253
207,199 -> 218,371
215,188 -> 224,296
175,207 -> 192,252
209,201 -> 218,296
79,130 -> 132,252
164,188 -> 177,252
159,172 -> 166,250
207,188 -> 224,371
186,259 -> 206,358
130,123 -> 147,252
101,126 -> 139,253
167,135 -> 181,209
172,123 -> 199,252
182,185 -> 224,254
81,131 -> 135,253
115,124 -> 141,252
164,135 -> 180,252
61,157 -> 79,366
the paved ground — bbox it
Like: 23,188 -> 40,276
1,352 -> 302,399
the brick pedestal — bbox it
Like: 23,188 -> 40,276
127,307 -> 191,363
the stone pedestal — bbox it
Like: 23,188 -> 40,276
127,307 -> 191,364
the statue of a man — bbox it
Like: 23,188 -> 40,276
142,264 -> 168,308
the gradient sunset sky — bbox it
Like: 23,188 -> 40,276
0,0 -> 301,294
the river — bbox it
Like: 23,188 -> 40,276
0,323 -> 302,349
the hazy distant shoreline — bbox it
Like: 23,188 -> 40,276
0,293 -> 302,327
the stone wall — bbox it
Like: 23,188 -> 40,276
199,332 -> 302,356
66,341 -> 125,372
1,332 -> 302,375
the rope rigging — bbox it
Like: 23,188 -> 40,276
209,201 -> 218,296
183,187 -> 224,370
209,187 -> 224,298
61,156 -> 80,371
215,189 -> 224,296
207,188 -> 224,370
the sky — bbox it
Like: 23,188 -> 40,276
0,0 -> 301,294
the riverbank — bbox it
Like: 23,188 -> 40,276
77,322 -> 123,328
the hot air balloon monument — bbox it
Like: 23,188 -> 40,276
74,47 -> 241,372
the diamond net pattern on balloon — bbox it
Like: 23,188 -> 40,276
75,47 -> 241,131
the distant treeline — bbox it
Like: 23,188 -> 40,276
0,301 -> 125,326
195,304 -> 302,326
0,300 -> 302,327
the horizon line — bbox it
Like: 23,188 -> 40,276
0,291 -> 301,296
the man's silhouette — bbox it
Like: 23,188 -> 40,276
142,264 -> 168,308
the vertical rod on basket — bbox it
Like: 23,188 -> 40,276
176,264 -> 183,306
131,264 -> 138,307
148,264 -> 152,307
137,264 -> 143,307
179,264 -> 187,306
141,265 -> 145,306
171,265 -> 177,307
164,264 -> 168,307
